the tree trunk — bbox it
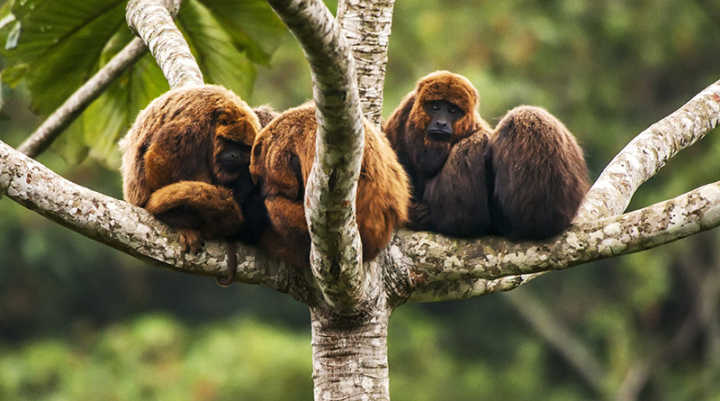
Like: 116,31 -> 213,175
336,0 -> 396,126
310,304 -> 391,401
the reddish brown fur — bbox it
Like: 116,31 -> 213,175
384,71 -> 493,237
250,104 -> 410,268
488,106 -> 590,240
120,85 -> 264,248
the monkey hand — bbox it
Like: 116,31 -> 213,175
145,181 -> 246,245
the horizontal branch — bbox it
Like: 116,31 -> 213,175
126,0 -> 203,88
17,38 -> 147,158
397,181 -> 720,302
578,78 -> 720,220
268,0 -> 367,312
0,140 -> 297,295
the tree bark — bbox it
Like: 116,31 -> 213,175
398,180 -> 720,302
310,303 -> 391,401
336,0 -> 396,125
126,0 -> 202,89
0,139 -> 307,298
268,0 -> 367,312
577,79 -> 720,221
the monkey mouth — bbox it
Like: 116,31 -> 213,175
427,130 -> 453,141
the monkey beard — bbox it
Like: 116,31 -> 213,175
412,136 -> 452,178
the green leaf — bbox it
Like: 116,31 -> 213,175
1,0 -> 126,114
51,117 -> 90,165
83,29 -> 169,168
198,0 -> 287,66
0,0 -> 285,165
179,0 -> 255,98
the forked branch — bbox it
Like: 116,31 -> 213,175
268,0 -> 368,312
126,0 -> 202,88
578,78 -> 720,220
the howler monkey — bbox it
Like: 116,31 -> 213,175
384,71 -> 590,239
383,71 -> 494,236
120,85 -> 267,256
250,103 -> 410,268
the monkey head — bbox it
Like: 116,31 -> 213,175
206,87 -> 262,189
407,71 -> 479,177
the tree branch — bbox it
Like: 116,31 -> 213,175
0,140 -> 305,299
16,38 -> 147,158
126,0 -> 203,89
398,180 -> 720,302
577,78 -> 720,220
267,0 -> 366,312
336,0 -> 396,125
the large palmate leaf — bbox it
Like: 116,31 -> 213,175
0,0 -> 286,166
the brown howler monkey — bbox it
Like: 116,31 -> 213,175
385,71 -> 590,240
249,103 -> 410,268
487,105 -> 590,240
383,70 -> 494,237
120,85 -> 268,262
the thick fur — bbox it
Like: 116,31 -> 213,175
253,105 -> 279,129
120,85 -> 265,247
384,71 -> 493,237
250,104 -> 410,268
488,106 -> 590,240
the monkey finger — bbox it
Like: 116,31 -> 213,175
216,242 -> 237,287
179,229 -> 203,253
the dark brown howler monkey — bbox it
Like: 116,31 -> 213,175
120,85 -> 267,284
487,105 -> 590,240
383,71 -> 494,237
385,71 -> 590,240
249,103 -> 410,268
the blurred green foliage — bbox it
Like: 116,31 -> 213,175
1,0 -> 720,400
0,0 -> 285,165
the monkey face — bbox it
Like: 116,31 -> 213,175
405,71 -> 479,177
212,106 -> 261,186
423,100 -> 464,141
249,124 -> 303,202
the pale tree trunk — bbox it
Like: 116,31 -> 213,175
336,0 -> 396,126
269,0 -> 397,398
311,302 -> 391,401
126,0 -> 202,88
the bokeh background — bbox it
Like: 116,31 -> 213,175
1,0 -> 720,400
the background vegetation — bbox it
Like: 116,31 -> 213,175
1,0 -> 719,400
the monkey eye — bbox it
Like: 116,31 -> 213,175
431,102 -> 441,111
448,105 -> 461,114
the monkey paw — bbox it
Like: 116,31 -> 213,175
179,229 -> 203,253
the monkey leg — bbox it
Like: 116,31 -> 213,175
421,133 -> 492,237
145,181 -> 245,250
489,106 -> 589,240
260,196 -> 310,268
406,202 -> 432,231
